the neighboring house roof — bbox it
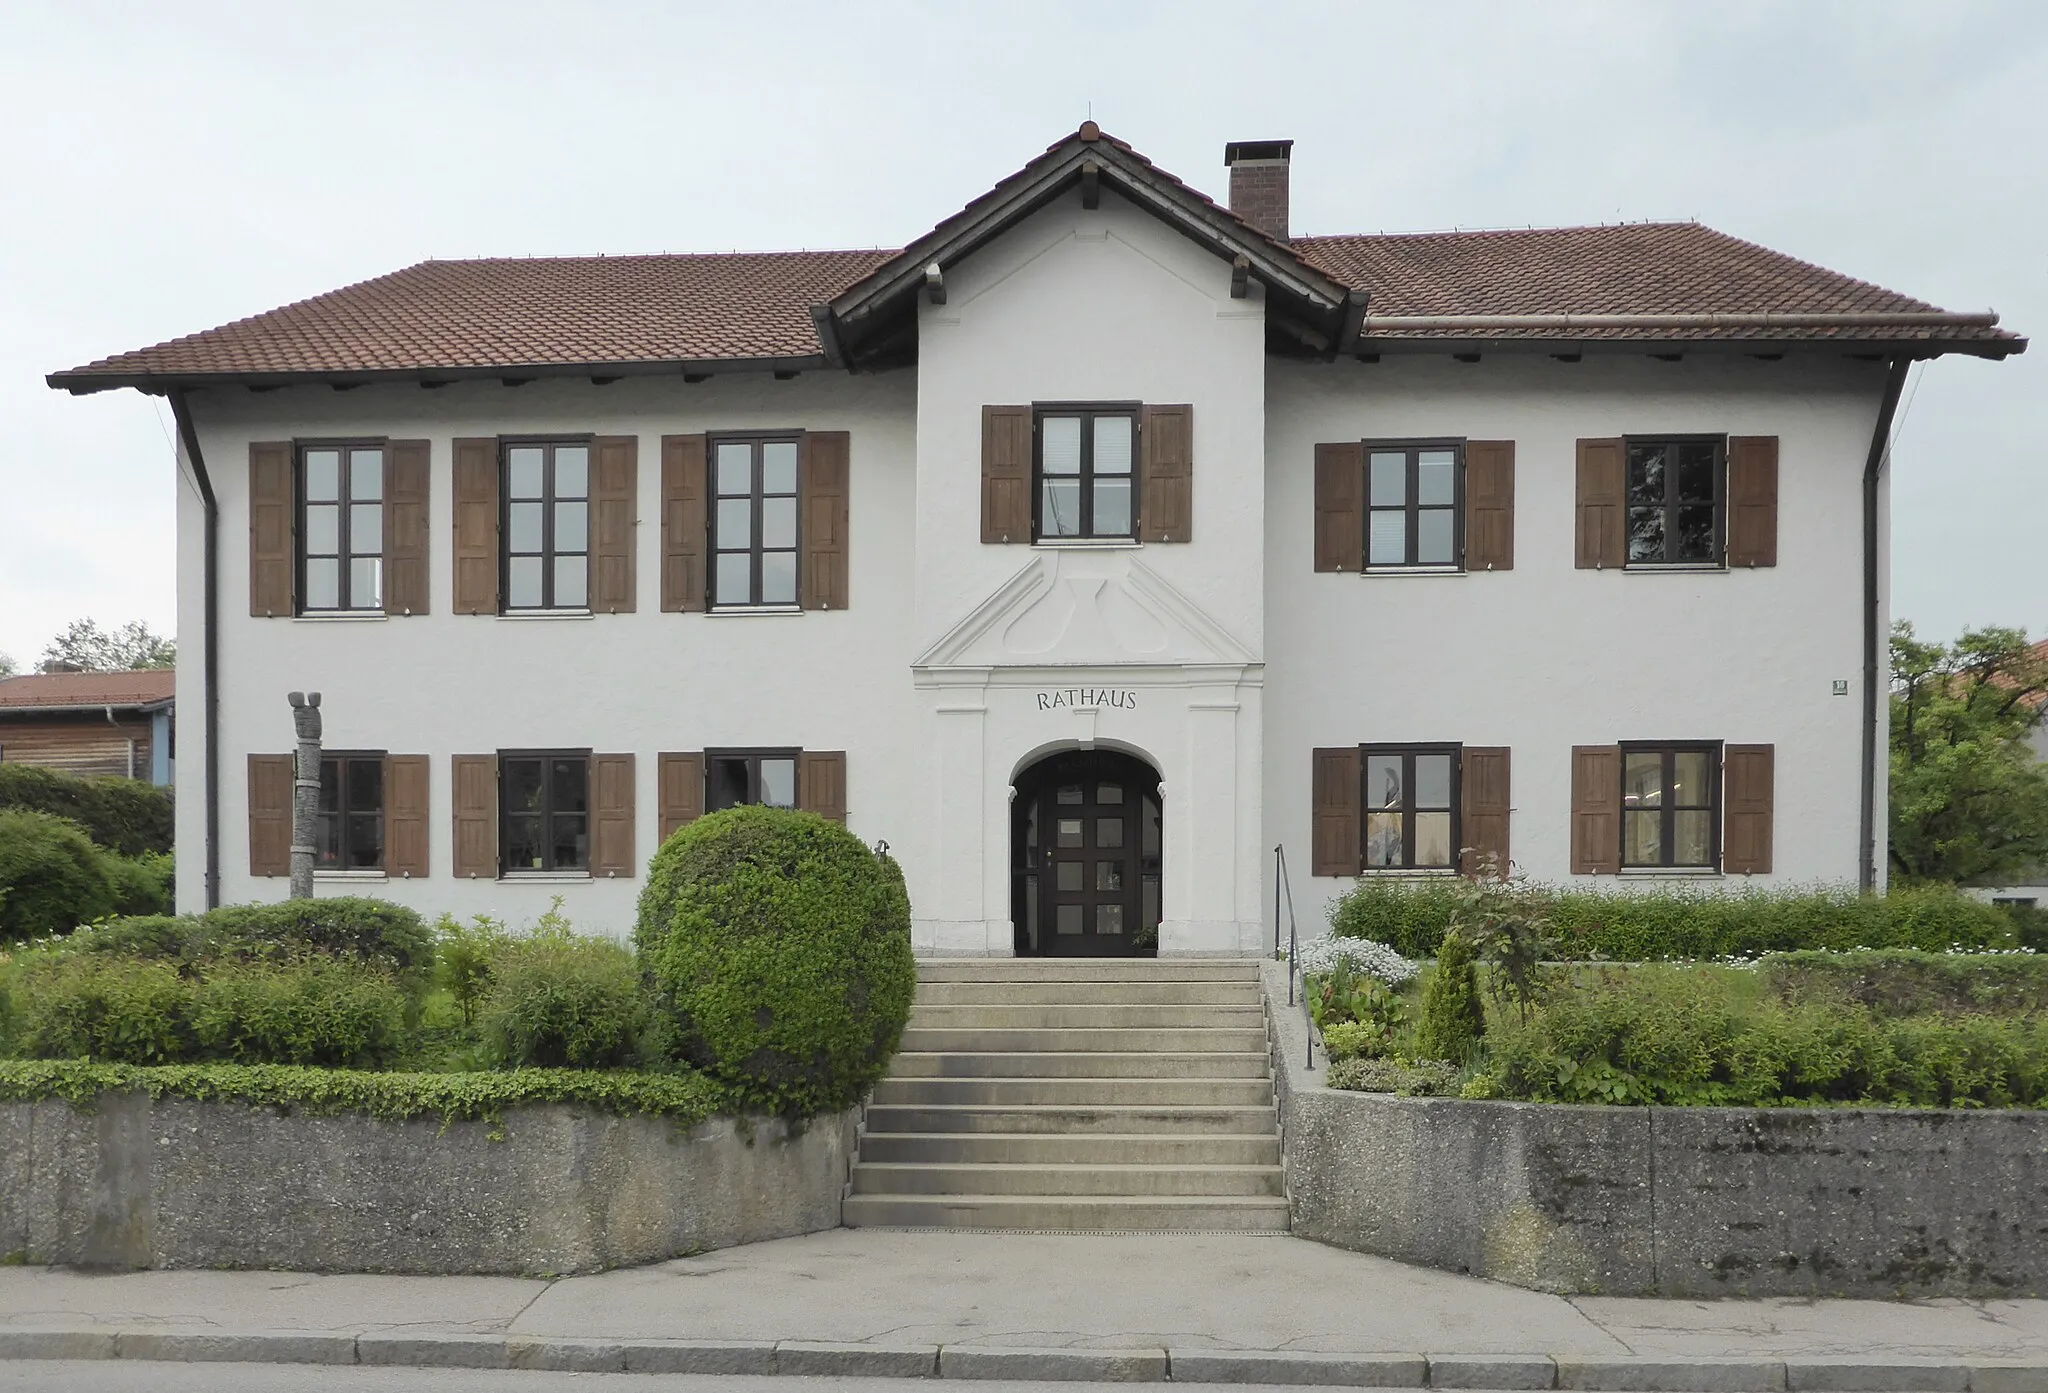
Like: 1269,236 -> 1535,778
46,125 -> 2024,395
0,670 -> 176,713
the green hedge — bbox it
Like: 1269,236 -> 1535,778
0,765 -> 173,858
475,927 -> 649,1069
72,897 -> 433,994
6,952 -> 409,1067
0,1059 -> 728,1127
1472,962 -> 2048,1108
636,806 -> 916,1117
1330,878 -> 2022,960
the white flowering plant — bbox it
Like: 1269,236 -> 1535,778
1296,935 -> 1419,987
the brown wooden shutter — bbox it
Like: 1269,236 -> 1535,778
451,754 -> 497,878
800,431 -> 851,610
1313,443 -> 1364,573
1723,744 -> 1775,875
1726,436 -> 1780,569
1570,746 -> 1622,875
660,434 -> 709,612
1459,747 -> 1511,877
384,440 -> 431,616
1311,747 -> 1362,877
249,442 -> 295,617
452,439 -> 500,614
657,752 -> 705,843
1575,438 -> 1626,569
247,753 -> 292,876
1139,404 -> 1194,543
385,754 -> 430,878
590,753 -> 636,877
591,435 -> 637,613
1465,441 -> 1516,572
799,751 -> 848,823
981,405 -> 1032,543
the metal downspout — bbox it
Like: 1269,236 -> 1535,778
103,704 -> 136,779
1860,357 -> 1913,893
168,391 -> 221,909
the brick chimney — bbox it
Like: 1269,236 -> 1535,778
1225,139 -> 1293,242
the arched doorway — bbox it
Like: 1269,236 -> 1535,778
1011,748 -> 1162,957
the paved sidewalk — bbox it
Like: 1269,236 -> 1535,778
3,1229 -> 2046,1379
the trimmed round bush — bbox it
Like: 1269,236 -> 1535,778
0,809 -> 117,942
635,806 -> 915,1116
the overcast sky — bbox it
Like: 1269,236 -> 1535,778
2,1 -> 2042,671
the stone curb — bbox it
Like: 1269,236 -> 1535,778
0,1329 -> 2037,1388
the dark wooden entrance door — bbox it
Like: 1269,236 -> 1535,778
1012,749 -> 1161,957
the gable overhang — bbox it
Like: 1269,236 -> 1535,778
820,131 -> 1361,370
46,351 -> 836,398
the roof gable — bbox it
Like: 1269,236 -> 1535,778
0,670 -> 176,711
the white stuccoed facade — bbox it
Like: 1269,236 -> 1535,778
109,128 -> 2018,952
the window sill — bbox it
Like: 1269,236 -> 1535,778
497,609 -> 594,621
498,872 -> 595,883
1620,564 -> 1729,575
315,870 -> 388,882
1354,867 -> 1460,878
709,605 -> 804,617
1618,867 -> 1723,878
1033,538 -> 1141,550
294,611 -> 387,622
1362,566 -> 1464,578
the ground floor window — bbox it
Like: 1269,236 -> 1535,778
501,751 -> 590,873
1621,742 -> 1720,868
317,752 -> 384,870
1360,743 -> 1459,869
706,749 -> 799,812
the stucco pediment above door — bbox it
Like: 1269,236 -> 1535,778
913,552 -> 1255,672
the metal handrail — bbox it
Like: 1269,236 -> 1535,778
1273,844 -> 1314,1071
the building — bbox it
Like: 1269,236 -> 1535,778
49,126 -> 2025,951
0,669 -> 175,785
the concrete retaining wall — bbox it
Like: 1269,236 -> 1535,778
1263,962 -> 2048,1298
0,1094 -> 855,1274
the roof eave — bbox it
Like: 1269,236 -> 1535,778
1351,334 -> 2027,361
46,351 -> 840,397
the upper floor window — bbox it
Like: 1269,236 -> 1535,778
707,749 -> 799,812
300,444 -> 383,611
1621,742 -> 1719,869
1036,405 -> 1137,541
317,752 -> 384,870
504,441 -> 589,611
501,750 -> 589,873
713,436 -> 800,607
1361,743 -> 1460,869
1366,442 -> 1462,568
1627,437 -> 1723,565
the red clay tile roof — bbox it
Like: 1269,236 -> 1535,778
1299,223 -> 2012,343
54,250 -> 895,386
0,670 -> 176,711
47,132 -> 2021,390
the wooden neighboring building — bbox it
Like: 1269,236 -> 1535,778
0,670 -> 175,784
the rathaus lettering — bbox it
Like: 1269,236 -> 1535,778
1036,689 -> 1139,711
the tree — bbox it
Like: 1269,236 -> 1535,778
38,620 -> 175,673
0,651 -> 15,678
1890,622 -> 2048,885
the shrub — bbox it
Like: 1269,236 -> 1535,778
1414,930 -> 1485,1063
183,898 -> 434,992
435,912 -> 510,1027
187,959 -> 407,1067
1473,962 -> 2048,1108
0,764 -> 173,858
1326,1056 -> 1462,1096
1328,878 -> 2020,961
8,953 -> 191,1062
1759,948 -> 2048,1015
1321,1019 -> 1392,1062
0,810 -> 116,941
103,851 -> 174,917
636,806 -> 916,1117
1296,935 -> 1418,985
476,922 -> 646,1069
